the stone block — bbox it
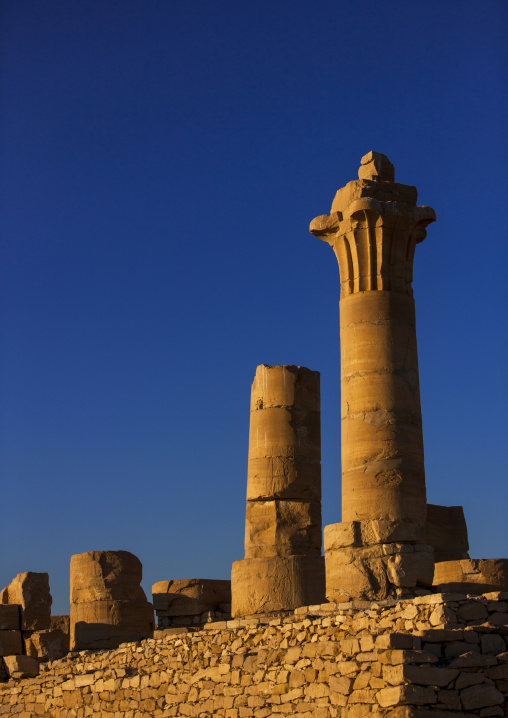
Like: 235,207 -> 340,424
3,654 -> 39,679
50,614 -> 70,635
358,151 -> 395,182
433,559 -> 508,595
244,499 -> 322,558
248,406 -> 320,461
325,546 -> 388,602
70,550 -> 147,603
424,505 -> 469,562
71,598 -> 155,650
151,579 -> 231,616
386,548 -> 434,588
0,604 -> 20,630
24,628 -> 69,660
246,456 -> 320,501
0,629 -> 22,656
231,555 -> 325,616
250,364 -> 320,413
0,572 -> 51,630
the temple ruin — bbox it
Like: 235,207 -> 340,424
1,153 -> 507,716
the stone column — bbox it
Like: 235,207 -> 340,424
231,365 -> 325,616
310,152 -> 436,600
70,550 -> 154,650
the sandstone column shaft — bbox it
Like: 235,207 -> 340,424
232,365 -> 325,616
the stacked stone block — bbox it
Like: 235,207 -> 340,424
0,572 -> 66,678
310,152 -> 436,600
152,578 -> 231,628
232,365 -> 325,616
70,550 -> 154,651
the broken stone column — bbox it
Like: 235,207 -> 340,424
310,152 -> 436,600
231,365 -> 325,616
70,550 -> 155,650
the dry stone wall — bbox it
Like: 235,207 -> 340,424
1,592 -> 507,717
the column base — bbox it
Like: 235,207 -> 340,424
324,521 -> 434,602
231,555 -> 325,617
433,558 -> 508,595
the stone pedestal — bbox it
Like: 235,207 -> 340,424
70,551 -> 154,650
231,365 -> 325,616
310,152 -> 436,600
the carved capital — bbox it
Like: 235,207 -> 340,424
310,154 -> 436,297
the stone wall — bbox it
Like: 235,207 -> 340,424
1,592 -> 507,717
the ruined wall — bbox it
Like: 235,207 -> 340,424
1,592 -> 507,717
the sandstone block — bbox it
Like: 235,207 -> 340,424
24,628 -> 69,661
248,406 -> 320,461
325,546 -> 388,602
0,572 -> 51,630
424,505 -> 469,562
71,598 -> 155,650
246,456 -> 320,501
70,550 -> 147,603
433,559 -> 508,595
151,579 -> 231,615
0,629 -> 22,656
250,365 -> 320,413
50,614 -> 70,635
244,499 -> 321,558
358,151 -> 395,182
3,654 -> 39,679
0,605 -> 20,630
231,556 -> 325,616
386,548 -> 434,588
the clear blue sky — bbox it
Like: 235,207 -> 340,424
1,1 -> 507,615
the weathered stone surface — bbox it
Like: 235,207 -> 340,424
50,614 -> 70,634
231,556 -> 325,616
358,150 -> 395,182
152,579 -> 231,615
24,628 -> 69,660
70,550 -> 154,651
0,630 -> 22,656
424,504 -> 469,562
433,559 -> 508,594
386,548 -> 434,588
0,605 -> 20,630
3,654 -> 39,679
70,550 -> 147,603
0,572 -> 51,630
244,499 -> 322,558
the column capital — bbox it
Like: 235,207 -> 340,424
310,153 -> 435,297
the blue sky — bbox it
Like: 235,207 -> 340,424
1,1 -> 507,614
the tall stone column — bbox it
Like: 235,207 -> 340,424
310,152 -> 436,600
231,365 -> 325,616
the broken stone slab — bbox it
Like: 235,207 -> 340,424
151,579 -> 231,616
231,555 -> 325,617
0,630 -> 23,656
70,550 -> 148,603
433,559 -> 508,595
0,572 -> 51,631
0,605 -> 20,630
24,628 -> 69,661
71,598 -> 155,651
358,150 -> 395,182
244,499 -> 322,558
3,654 -> 39,679
424,504 -> 470,562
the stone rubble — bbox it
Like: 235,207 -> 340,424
0,592 -> 506,716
